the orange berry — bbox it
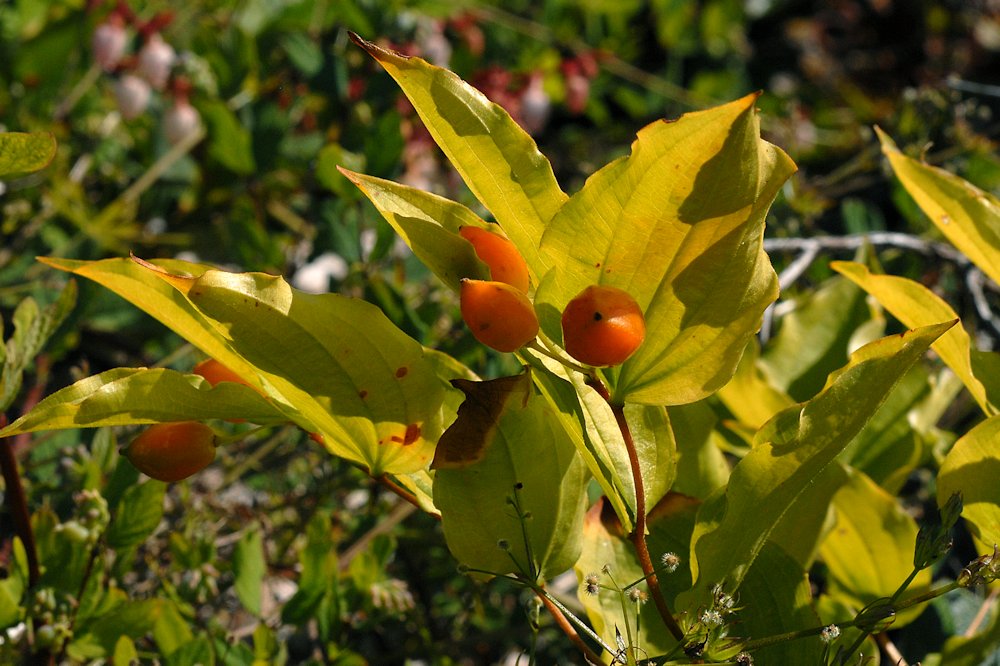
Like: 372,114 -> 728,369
561,285 -> 645,367
459,225 -> 530,293
124,421 -> 217,482
193,358 -> 254,388
460,279 -> 539,353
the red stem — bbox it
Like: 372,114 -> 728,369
535,587 -> 604,665
0,414 -> 40,587
587,378 -> 685,642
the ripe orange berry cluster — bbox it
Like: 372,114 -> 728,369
457,225 -> 645,367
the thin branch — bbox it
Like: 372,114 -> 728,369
533,584 -> 606,665
877,632 -> 908,666
964,586 -> 1000,637
763,232 -> 972,266
587,377 -> 685,643
966,268 -> 1000,343
338,499 -> 417,572
0,415 -> 40,587
376,473 -> 435,518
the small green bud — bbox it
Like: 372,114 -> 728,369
854,597 -> 896,633
915,492 -> 963,570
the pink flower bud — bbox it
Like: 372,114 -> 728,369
519,72 -> 550,135
163,100 -> 201,144
92,16 -> 127,72
137,33 -> 176,90
115,74 -> 151,120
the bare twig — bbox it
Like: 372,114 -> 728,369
337,499 -> 417,572
876,632 -> 908,666
964,586 -> 1000,637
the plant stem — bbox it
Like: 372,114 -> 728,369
586,376 -> 685,643
613,402 -> 685,642
742,579 -> 963,653
525,340 -> 594,377
0,414 -> 40,587
377,473 -> 435,518
526,580 -> 607,664
338,499 -> 417,572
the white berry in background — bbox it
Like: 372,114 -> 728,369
163,99 -> 201,144
137,33 -> 176,90
519,71 -> 551,136
92,15 -> 127,72
115,74 -> 151,120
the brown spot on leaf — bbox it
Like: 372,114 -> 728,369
395,366 -> 408,378
359,389 -> 368,399
403,423 -> 421,446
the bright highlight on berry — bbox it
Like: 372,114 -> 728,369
124,421 -> 217,482
460,279 -> 539,353
458,225 -> 530,293
561,285 -> 645,367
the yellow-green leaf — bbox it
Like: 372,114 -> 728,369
681,321 -> 953,607
819,466 -> 930,628
433,371 -> 588,579
0,368 -> 286,436
535,94 -> 796,405
139,262 -> 453,475
351,33 -> 566,280
834,261 -> 996,416
0,131 -> 56,178
339,167 -> 490,292
878,127 -> 1000,286
938,414 -> 1000,551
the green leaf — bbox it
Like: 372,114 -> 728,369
351,33 -> 566,280
106,481 -> 166,550
839,364 -> 931,493
766,463 -> 843,570
624,403 -> 676,511
282,511 -> 340,629
834,261 -> 996,416
739,544 -> 824,665
38,256 -> 258,384
0,368 -> 287,437
0,131 -> 57,178
759,274 -> 871,401
234,526 -> 266,616
73,599 -> 163,660
716,339 -> 794,430
166,637 -> 215,666
0,577 -> 24,628
819,467 -> 930,627
1,279 -> 76,412
535,94 -> 796,405
112,635 -> 139,666
878,127 -> 1000,286
153,600 -> 194,656
522,351 -> 636,532
666,400 -> 731,500
340,168 -> 491,292
938,414 -> 1000,550
316,145 -> 364,198
681,321 -> 953,607
200,99 -> 256,174
574,494 -> 699,657
433,372 -> 589,579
